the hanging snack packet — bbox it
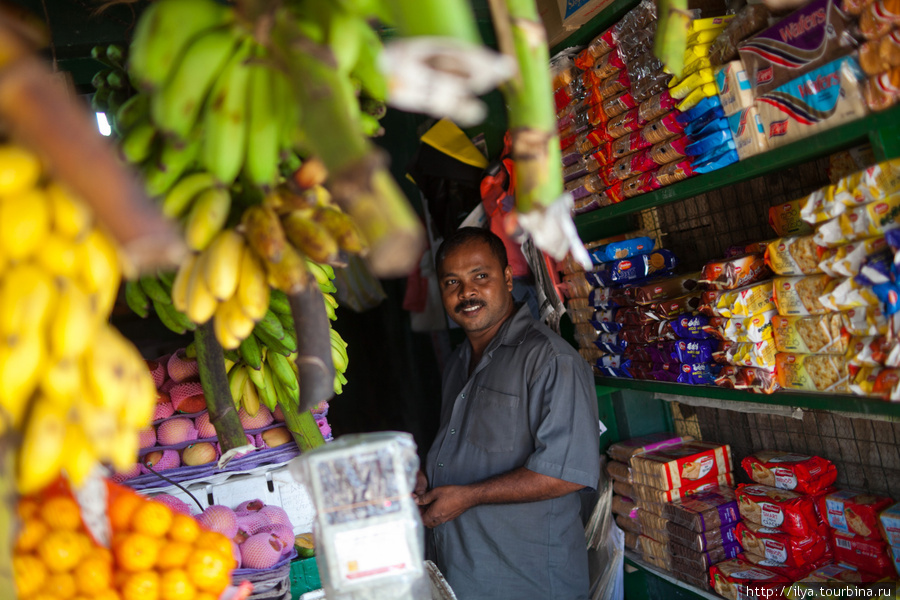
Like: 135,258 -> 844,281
765,236 -> 828,275
772,313 -> 849,354
701,253 -> 771,290
741,451 -> 837,494
818,277 -> 880,311
772,275 -> 833,315
774,352 -> 850,392
815,194 -> 900,247
818,236 -> 888,277
736,484 -> 822,538
769,198 -> 815,237
842,305 -> 889,335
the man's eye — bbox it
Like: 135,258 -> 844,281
476,273 -> 487,279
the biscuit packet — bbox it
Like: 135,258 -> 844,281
736,483 -> 821,538
714,366 -> 780,394
741,451 -> 837,494
842,306 -> 889,335
799,187 -> 836,225
741,551 -> 830,583
616,513 -> 641,536
630,441 -> 733,491
606,460 -> 632,484
632,473 -> 735,504
878,501 -> 900,546
716,339 -> 777,370
846,335 -> 891,366
772,313 -> 849,354
775,352 -> 850,393
627,271 -> 702,304
831,531 -> 898,580
669,540 -> 743,572
701,253 -> 772,290
772,275 -> 834,315
721,310 -> 777,343
769,199 -> 815,237
612,494 -> 638,518
815,194 -> 900,247
848,365 -> 900,397
663,487 -> 741,532
734,521 -> 830,569
765,236 -> 831,275
667,520 -> 741,552
823,490 -> 894,539
818,236 -> 889,277
818,277 -> 881,311
700,281 -> 776,318
858,157 -> 900,201
709,558 -> 790,600
607,432 -> 694,463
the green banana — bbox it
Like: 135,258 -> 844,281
256,309 -> 285,341
115,94 -> 150,135
273,309 -> 294,334
142,132 -> 203,198
120,119 -> 157,164
222,348 -> 241,363
238,333 -> 263,370
128,0 -> 234,92
270,363 -> 300,409
152,298 -> 187,335
106,44 -> 127,70
244,48 -> 281,188
330,328 -> 348,372
267,351 -> 298,392
155,298 -> 196,333
91,87 -> 111,113
228,363 -> 250,408
326,5 -> 363,75
106,70 -> 129,91
161,171 -> 218,219
124,280 -> 150,318
349,19 -> 388,102
151,25 -> 242,140
258,363 -> 279,412
252,327 -> 294,357
323,295 -> 336,321
92,68 -> 113,91
139,274 -> 172,305
268,289 -> 292,315
91,46 -> 115,69
201,38 -> 253,184
306,260 -> 335,288
246,361 -> 266,389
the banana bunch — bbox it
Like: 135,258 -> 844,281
123,271 -> 196,336
88,43 -> 135,137
0,142 -> 157,493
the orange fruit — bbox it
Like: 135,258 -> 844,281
159,569 -> 196,600
167,514 -> 199,544
15,517 -> 48,552
193,531 -> 232,558
40,496 -> 83,531
120,570 -> 159,600
45,571 -> 77,598
109,493 -> 143,532
95,590 -> 122,600
74,555 -> 112,594
185,548 -> 230,593
37,529 -> 84,573
13,553 -> 47,597
156,540 -> 193,570
18,497 -> 39,519
113,532 -> 160,572
193,594 -> 216,600
131,501 -> 173,538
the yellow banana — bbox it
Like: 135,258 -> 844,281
203,229 -> 245,301
17,399 -> 69,493
49,280 -> 100,359
185,251 -> 219,324
46,182 -> 93,240
241,377 -> 260,417
109,423 -> 140,472
313,205 -> 368,255
185,186 -> 231,251
235,248 -> 270,322
121,365 -> 157,428
0,263 -> 56,336
73,397 -> 118,460
0,185 -> 50,261
61,425 -> 98,488
171,252 -> 199,313
265,243 -> 310,295
0,335 -> 44,427
214,294 -> 256,348
228,363 -> 250,408
281,209 -> 340,264
35,233 -> 80,279
82,325 -> 131,412
0,144 -> 42,196
241,204 -> 287,264
40,357 -> 83,406
78,228 -> 122,304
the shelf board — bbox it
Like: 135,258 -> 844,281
575,104 -> 900,240
596,376 -> 900,417
624,551 -> 720,600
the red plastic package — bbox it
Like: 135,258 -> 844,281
739,551 -> 830,581
639,90 -> 678,123
822,490 -> 894,539
832,530 -> 898,578
603,91 -> 638,119
709,558 -> 790,600
735,521 -> 831,568
741,451 -> 837,494
599,69 -> 632,100
612,149 -> 657,181
623,171 -> 660,198
607,108 -> 642,139
736,483 -> 821,538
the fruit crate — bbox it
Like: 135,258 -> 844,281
289,556 -> 322,599
237,550 -> 297,600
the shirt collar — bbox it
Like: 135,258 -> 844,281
489,303 -> 531,351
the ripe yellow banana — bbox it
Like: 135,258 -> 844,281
241,377 -> 261,417
0,335 -> 45,427
185,186 -> 231,251
78,228 -> 122,307
0,263 -> 56,337
241,204 -> 287,264
17,400 -> 68,494
49,280 -> 99,359
171,252 -> 199,314
0,144 -> 42,195
228,363 -> 250,408
40,357 -> 83,406
72,396 -> 118,460
82,325 -> 131,412
35,234 -> 80,279
313,205 -> 368,255
265,243 -> 310,295
0,186 -> 50,261
46,182 -> 93,240
214,294 -> 256,348
61,425 -> 98,488
203,229 -> 245,301
110,423 -> 141,472
185,251 -> 220,324
236,248 -> 270,322
281,209 -> 340,264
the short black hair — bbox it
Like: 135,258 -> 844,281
434,227 -> 509,274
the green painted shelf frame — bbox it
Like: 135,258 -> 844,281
596,376 -> 900,417
575,103 -> 900,241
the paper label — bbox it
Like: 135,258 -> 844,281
760,502 -> 785,528
334,522 -> 415,584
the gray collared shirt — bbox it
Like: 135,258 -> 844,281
426,305 -> 601,600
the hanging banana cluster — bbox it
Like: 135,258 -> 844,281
88,43 -> 134,136
0,143 -> 156,493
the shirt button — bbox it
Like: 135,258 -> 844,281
450,429 -> 456,435
438,463 -> 444,468
460,393 -> 466,399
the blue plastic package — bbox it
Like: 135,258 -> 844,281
873,282 -> 900,315
589,236 -> 656,264
858,249 -> 894,286
672,339 -> 717,363
693,148 -> 739,173
676,95 -> 723,126
593,249 -> 679,286
593,332 -> 627,354
671,313 -> 711,340
676,362 -> 721,385
683,105 -> 727,138
590,319 -> 623,333
689,116 -> 731,141
686,128 -> 735,157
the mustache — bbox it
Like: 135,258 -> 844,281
454,299 -> 485,314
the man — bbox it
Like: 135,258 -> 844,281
414,227 -> 600,599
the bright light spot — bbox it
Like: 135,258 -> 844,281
96,112 -> 112,136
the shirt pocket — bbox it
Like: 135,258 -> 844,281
465,387 -> 519,453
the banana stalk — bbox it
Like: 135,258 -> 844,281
488,0 -> 562,214
194,322 -> 248,453
383,0 -> 481,44
277,399 -> 325,452
288,286 -> 335,411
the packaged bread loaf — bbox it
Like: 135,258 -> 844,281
631,441 -> 733,490
735,521 -> 830,568
664,487 -> 741,532
773,275 -> 833,315
736,484 -> 821,538
772,313 -> 849,354
775,352 -> 850,393
667,520 -> 741,552
823,490 -> 894,539
741,451 -> 837,494
709,557 -> 790,600
607,432 -> 694,463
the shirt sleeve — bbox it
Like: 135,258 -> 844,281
524,354 -> 601,490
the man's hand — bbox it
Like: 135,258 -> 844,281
412,470 -> 428,504
417,485 -> 475,528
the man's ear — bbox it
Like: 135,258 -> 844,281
505,265 -> 513,291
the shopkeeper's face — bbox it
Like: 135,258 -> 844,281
438,239 -> 514,338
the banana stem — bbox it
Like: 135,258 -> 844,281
278,402 -> 326,453
288,286 -> 335,411
491,0 -> 563,214
0,23 -> 187,273
0,432 -> 14,600
383,0 -> 482,44
194,323 -> 248,452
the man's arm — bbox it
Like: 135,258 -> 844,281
416,467 -> 584,528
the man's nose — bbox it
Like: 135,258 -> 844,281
458,280 -> 477,298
